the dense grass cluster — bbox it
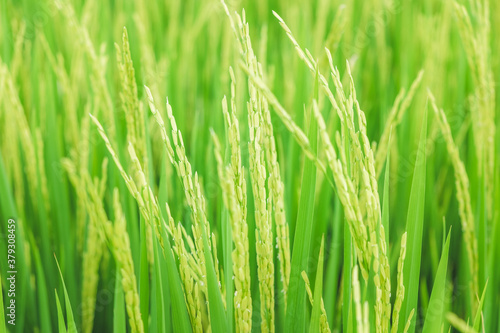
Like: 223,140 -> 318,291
0,0 -> 499,332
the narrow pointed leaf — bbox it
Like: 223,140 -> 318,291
402,110 -> 427,333
285,99 -> 318,332
55,256 -> 77,333
55,291 -> 67,333
422,229 -> 451,333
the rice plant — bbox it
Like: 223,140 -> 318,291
0,0 -> 499,332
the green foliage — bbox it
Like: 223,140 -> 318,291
0,0 -> 499,332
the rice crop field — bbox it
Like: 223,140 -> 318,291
0,0 -> 499,332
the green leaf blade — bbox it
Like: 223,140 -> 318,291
402,110 -> 428,333
422,229 -> 451,333
285,100 -> 318,332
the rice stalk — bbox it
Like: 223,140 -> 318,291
446,312 -> 477,333
0,64 -> 25,215
165,203 -> 204,332
148,87 -> 229,328
115,27 -> 146,163
259,74 -> 291,302
219,8 -> 279,330
90,115 -> 208,330
302,271 -> 331,333
247,85 -> 275,333
9,21 -> 26,80
250,10 -> 395,329
374,70 -> 424,177
61,158 -> 106,333
454,0 -> 495,218
271,11 -> 345,124
146,87 -> 221,299
428,90 -> 478,298
318,5 -> 347,68
2,63 -> 39,210
91,111 -> 205,330
236,12 -> 277,331
110,189 -> 145,333
213,86 -> 252,331
403,309 -> 415,333
55,0 -> 117,143
391,232 -> 408,333
38,33 -> 80,149
116,27 -> 155,266
243,11 -> 395,328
